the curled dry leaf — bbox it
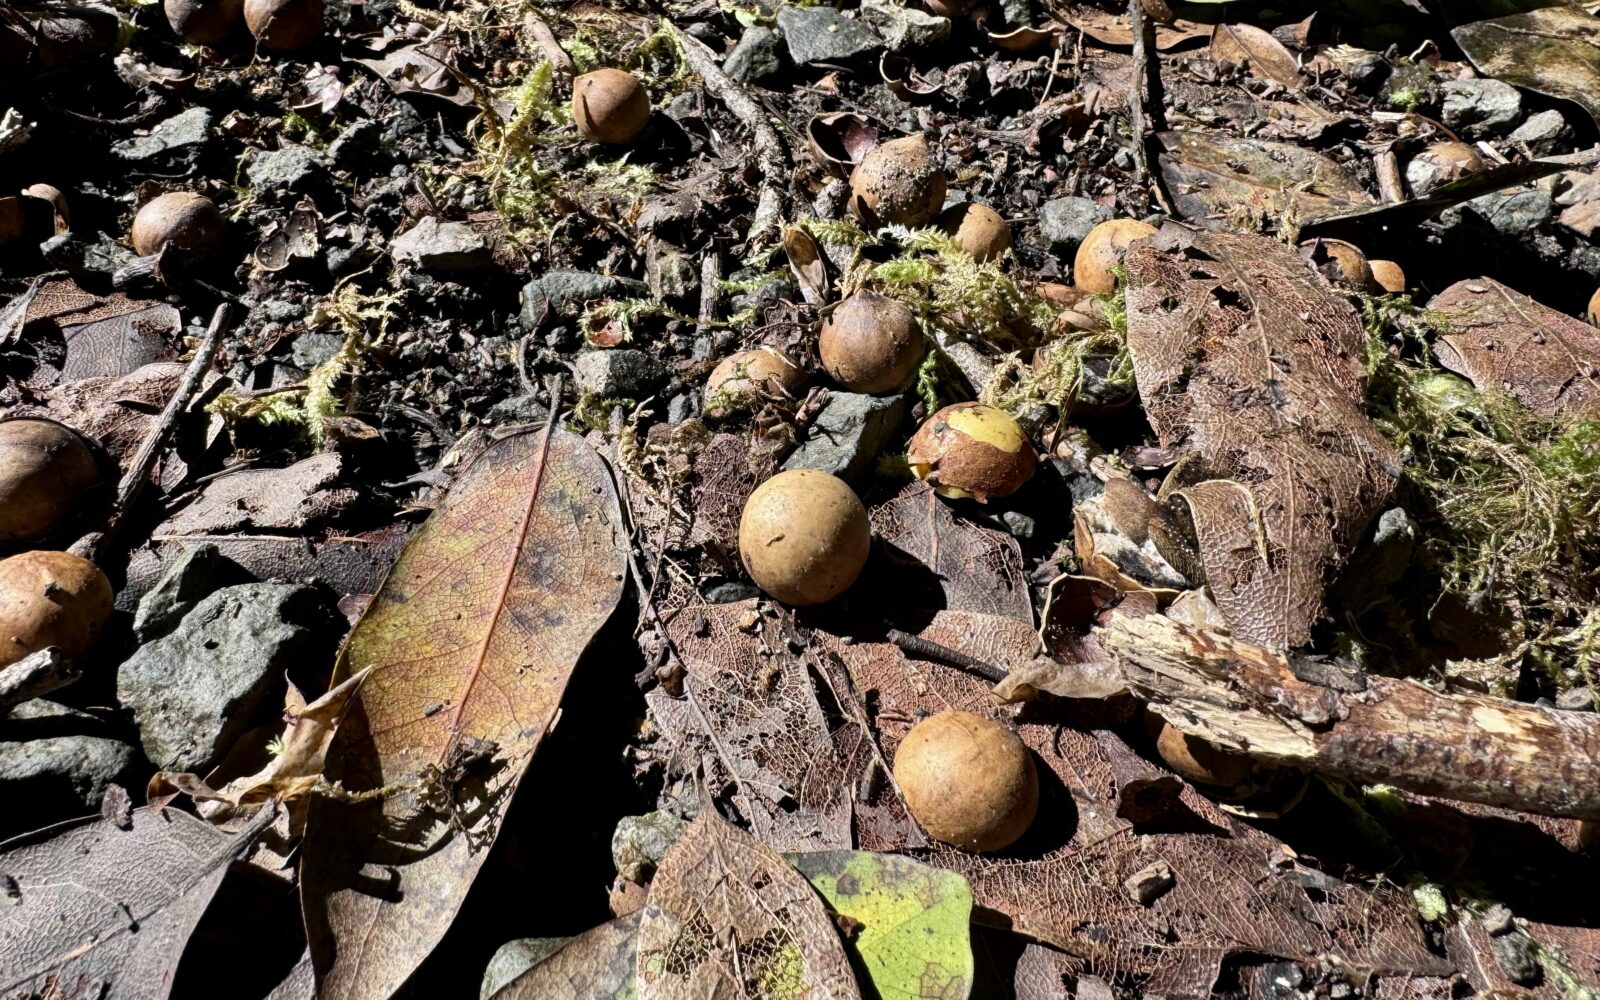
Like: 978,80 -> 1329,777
987,24 -> 1061,52
806,112 -> 878,179
879,52 -> 941,101
299,424 -> 627,1000
1060,10 -> 1207,50
1122,228 -> 1397,649
490,913 -> 639,1000
351,37 -> 474,107
635,809 -> 862,1000
783,225 -> 830,305
1428,276 -> 1600,422
254,199 -> 322,272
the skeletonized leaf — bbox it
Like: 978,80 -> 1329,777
299,425 -> 627,1000
490,914 -> 640,999
788,851 -> 974,1000
0,805 -> 272,1000
869,481 -> 1033,623
1428,277 -> 1600,422
636,810 -> 862,1000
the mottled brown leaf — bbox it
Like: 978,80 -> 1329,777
1209,23 -> 1303,91
869,481 -> 1033,623
0,806 -> 271,1000
1155,132 -> 1374,228
299,425 -> 627,1000
1429,277 -> 1600,421
1123,228 -> 1397,648
1453,7 -> 1600,126
636,810 -> 861,1000
160,454 -> 359,535
491,914 -> 639,999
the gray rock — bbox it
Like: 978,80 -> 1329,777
1441,78 -> 1523,139
574,349 -> 667,399
111,107 -> 212,164
1480,903 -> 1515,935
648,249 -> 698,302
520,270 -> 649,326
392,217 -> 491,271
725,26 -> 787,83
1490,932 -> 1540,985
327,120 -> 381,169
667,391 -> 696,425
776,6 -> 883,65
1040,196 -> 1112,251
133,543 -> 248,642
1124,860 -> 1175,906
782,391 -> 908,485
1556,686 -> 1595,711
117,583 -> 329,773
612,810 -> 690,882
41,233 -> 139,283
292,330 -> 346,370
481,937 -> 570,999
0,700 -> 135,837
704,581 -> 761,603
1466,189 -> 1553,237
1000,0 -> 1033,28
247,144 -> 326,192
861,1 -> 950,51
1509,109 -> 1571,156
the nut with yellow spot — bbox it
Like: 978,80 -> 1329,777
907,402 -> 1037,501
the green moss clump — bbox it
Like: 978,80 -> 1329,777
870,228 -> 1052,347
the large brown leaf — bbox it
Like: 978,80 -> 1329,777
1209,23 -> 1303,92
0,805 -> 272,1000
1123,228 -> 1397,648
1429,276 -> 1600,422
299,424 -> 627,1000
1155,132 -> 1374,229
490,914 -> 639,999
1452,6 -> 1600,126
635,810 -> 862,1000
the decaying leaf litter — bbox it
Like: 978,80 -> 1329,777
2,0 -> 1600,996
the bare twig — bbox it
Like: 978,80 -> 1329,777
696,251 -> 721,338
885,628 -> 1009,683
1374,147 -> 1405,203
664,20 -> 789,249
524,13 -> 574,84
1127,0 -> 1174,214
0,649 -> 79,712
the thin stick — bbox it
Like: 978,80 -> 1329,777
1127,0 -> 1174,215
0,649 -> 79,711
696,251 -> 721,338
885,628 -> 1009,683
524,14 -> 574,83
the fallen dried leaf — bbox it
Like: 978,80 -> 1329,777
490,913 -> 639,999
869,481 -> 1033,623
1452,7 -> 1600,126
160,453 -> 359,535
1155,131 -> 1374,228
1210,23 -> 1303,91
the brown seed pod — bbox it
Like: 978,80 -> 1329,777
243,0 -> 323,52
894,710 -> 1038,852
1405,141 -> 1483,198
0,550 -> 114,668
848,134 -> 947,229
1586,287 -> 1600,327
0,419 -> 101,545
1369,259 -> 1406,294
739,469 -> 871,606
938,202 -> 1011,263
907,402 -> 1037,501
21,183 -> 70,235
1148,714 -> 1255,788
924,0 -> 974,17
165,0 -> 244,46
1073,218 -> 1157,294
572,69 -> 651,146
130,191 -> 225,259
704,348 -> 806,417
807,112 -> 879,179
1299,237 -> 1376,292
819,290 -> 924,395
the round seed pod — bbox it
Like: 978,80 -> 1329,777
924,0 -> 973,17
938,202 -> 1011,263
738,469 -> 870,606
819,290 -> 924,395
907,402 -> 1037,501
1370,259 -> 1406,294
0,550 -> 114,668
0,419 -> 101,545
130,191 -> 225,260
572,69 -> 651,146
1299,237 -> 1376,292
1148,714 -> 1255,788
21,184 -> 70,236
243,0 -> 323,52
705,348 -> 806,417
165,0 -> 244,45
1405,141 -> 1483,198
1586,287 -> 1600,326
894,710 -> 1038,852
1073,218 -> 1157,294
848,134 -> 947,229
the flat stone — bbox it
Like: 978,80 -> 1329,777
1466,189 -> 1553,238
520,270 -> 649,326
117,583 -> 330,773
1040,196 -> 1112,251
0,700 -> 135,838
132,542 -> 249,642
725,25 -> 787,83
111,107 -> 212,164
573,349 -> 667,399
776,6 -> 883,66
1509,109 -> 1571,156
861,1 -> 950,51
480,937 -> 571,999
1441,78 -> 1523,139
247,144 -> 326,192
647,249 -> 698,302
392,217 -> 491,271
782,391 -> 908,485
611,810 -> 689,882
1124,859 -> 1175,906
1490,932 -> 1540,985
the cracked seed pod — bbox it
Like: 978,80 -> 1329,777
908,402 -> 1037,501
819,290 -> 924,394
848,134 -> 947,229
1405,141 -> 1483,198
1299,237 -> 1376,292
244,0 -> 323,51
938,202 -> 1011,263
131,191 -> 225,260
738,469 -> 870,606
165,0 -> 244,45
1074,218 -> 1157,294
0,419 -> 101,544
894,710 -> 1038,852
0,551 -> 114,668
1370,259 -> 1406,294
572,69 -> 651,146
705,348 -> 806,417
